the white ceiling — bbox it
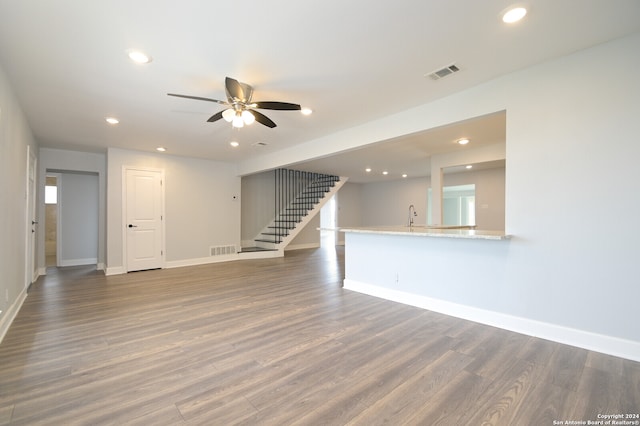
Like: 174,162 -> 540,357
289,111 -> 506,182
1,1 -> 639,181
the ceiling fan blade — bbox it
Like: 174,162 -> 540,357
253,101 -> 301,111
249,110 -> 277,128
206,110 -> 225,123
167,93 -> 227,105
225,77 -> 244,102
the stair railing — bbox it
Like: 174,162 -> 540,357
272,169 -> 339,243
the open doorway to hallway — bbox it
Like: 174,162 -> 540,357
44,170 -> 99,269
44,175 -> 59,267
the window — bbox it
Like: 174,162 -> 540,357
45,185 -> 57,204
428,184 -> 476,226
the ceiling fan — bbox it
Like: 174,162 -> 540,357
168,77 -> 301,128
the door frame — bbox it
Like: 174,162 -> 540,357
44,173 -> 63,267
25,145 -> 37,287
121,166 -> 166,272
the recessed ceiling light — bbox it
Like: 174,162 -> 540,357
105,117 -> 119,125
382,171 -> 388,175
127,50 -> 152,64
301,108 -> 313,116
156,147 -> 167,152
402,174 -> 408,178
466,165 -> 473,169
229,141 -> 240,147
457,138 -> 470,145
365,168 -> 372,173
502,6 -> 527,23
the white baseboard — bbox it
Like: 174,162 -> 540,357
105,266 -> 126,276
0,287 -> 28,344
167,250 -> 285,269
107,251 -> 286,275
284,243 -> 321,251
238,250 -> 283,260
38,267 -> 47,277
59,258 -> 98,267
166,254 -> 239,269
97,263 -> 105,271
343,279 -> 640,362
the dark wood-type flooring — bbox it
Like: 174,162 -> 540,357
1,247 -> 638,425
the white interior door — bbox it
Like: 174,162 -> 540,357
125,168 -> 164,272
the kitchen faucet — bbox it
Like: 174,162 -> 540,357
408,204 -> 417,228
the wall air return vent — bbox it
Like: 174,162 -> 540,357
210,245 -> 237,256
425,63 -> 461,80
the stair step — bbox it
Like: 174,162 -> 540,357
303,187 -> 332,193
239,246 -> 279,253
255,238 -> 282,244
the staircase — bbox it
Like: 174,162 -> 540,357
250,169 -> 346,252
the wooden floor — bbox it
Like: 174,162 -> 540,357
1,247 -> 638,425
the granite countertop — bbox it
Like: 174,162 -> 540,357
338,225 -> 510,240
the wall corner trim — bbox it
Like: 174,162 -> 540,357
0,288 -> 28,345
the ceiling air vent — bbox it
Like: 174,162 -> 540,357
426,63 -> 460,81
252,141 -> 268,147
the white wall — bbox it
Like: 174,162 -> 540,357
0,63 -> 37,340
58,172 -> 99,266
336,182 -> 363,245
287,214 -> 320,250
240,170 -> 275,244
106,148 -> 241,273
238,33 -> 640,350
360,177 -> 429,227
38,148 -> 106,272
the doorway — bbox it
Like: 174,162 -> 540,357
25,146 -> 37,286
44,174 -> 60,267
124,167 -> 165,272
45,170 -> 99,268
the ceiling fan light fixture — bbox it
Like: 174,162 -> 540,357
232,114 -> 244,128
241,110 -> 255,125
222,108 -> 235,122
168,77 -> 301,129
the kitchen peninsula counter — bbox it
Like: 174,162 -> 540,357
340,224 -> 513,331
340,225 -> 510,240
